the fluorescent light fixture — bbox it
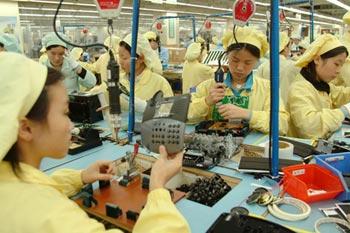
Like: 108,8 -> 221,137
327,0 -> 350,11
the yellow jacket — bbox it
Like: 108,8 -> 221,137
120,68 -> 173,109
188,77 -> 289,135
0,161 -> 190,233
287,74 -> 350,139
182,60 -> 215,94
255,55 -> 300,105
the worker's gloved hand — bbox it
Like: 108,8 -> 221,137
120,93 -> 147,113
341,103 -> 350,118
65,55 -> 81,71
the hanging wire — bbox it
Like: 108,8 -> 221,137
53,0 -> 108,50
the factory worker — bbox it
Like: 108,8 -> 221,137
40,32 -> 96,93
0,33 -> 21,53
118,33 -> 173,111
287,34 -> 350,139
188,27 -> 289,135
332,11 -> 350,87
256,32 -> 300,105
182,42 -> 215,94
0,52 -> 190,233
298,37 -> 310,55
143,31 -> 164,74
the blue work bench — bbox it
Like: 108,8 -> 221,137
40,121 -> 345,233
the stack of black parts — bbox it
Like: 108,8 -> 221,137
176,174 -> 231,207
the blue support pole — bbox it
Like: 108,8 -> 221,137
192,17 -> 196,42
310,0 -> 314,43
127,0 -> 140,142
270,0 -> 280,178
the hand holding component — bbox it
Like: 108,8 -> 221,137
205,83 -> 226,106
81,160 -> 115,184
65,54 -> 81,72
218,104 -> 251,120
149,145 -> 184,191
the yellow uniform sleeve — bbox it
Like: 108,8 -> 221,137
50,169 -> 84,197
288,81 -> 345,139
187,79 -> 212,123
133,189 -> 191,233
329,83 -> 350,107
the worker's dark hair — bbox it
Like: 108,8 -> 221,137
46,44 -> 66,51
119,41 -> 140,58
226,43 -> 260,59
300,46 -> 348,94
0,42 -> 4,48
3,68 -> 64,177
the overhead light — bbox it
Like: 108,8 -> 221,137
327,0 -> 350,11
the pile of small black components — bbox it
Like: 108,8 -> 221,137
176,174 -> 231,207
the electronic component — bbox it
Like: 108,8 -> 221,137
105,203 -> 122,218
99,180 -> 110,189
195,120 -> 249,137
177,174 -> 231,207
141,92 -> 191,154
69,126 -> 102,155
206,210 -> 295,233
185,133 -> 242,169
238,156 -> 302,174
126,210 -> 139,221
69,93 -> 103,123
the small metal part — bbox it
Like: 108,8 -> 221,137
230,206 -> 249,216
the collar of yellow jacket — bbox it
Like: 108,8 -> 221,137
125,67 -> 152,86
0,161 -> 66,194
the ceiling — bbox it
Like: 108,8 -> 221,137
11,0 -> 350,29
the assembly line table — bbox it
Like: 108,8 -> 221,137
41,122 -> 344,233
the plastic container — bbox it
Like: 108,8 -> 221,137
282,164 -> 344,203
315,152 -> 350,201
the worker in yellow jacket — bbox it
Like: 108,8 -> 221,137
256,32 -> 300,105
118,33 -> 173,111
0,52 -> 190,233
188,27 -> 289,135
182,42 -> 215,94
287,34 -> 350,139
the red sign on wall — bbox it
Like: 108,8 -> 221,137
156,22 -> 162,31
95,0 -> 121,10
205,20 -> 212,30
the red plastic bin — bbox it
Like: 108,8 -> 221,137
282,164 -> 344,203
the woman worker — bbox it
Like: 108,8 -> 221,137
287,34 -> 350,139
118,33 -> 173,109
182,42 -> 215,94
40,32 -> 96,93
188,27 -> 289,135
0,52 -> 190,233
256,32 -> 300,105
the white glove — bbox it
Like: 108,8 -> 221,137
342,103 -> 350,117
65,55 -> 80,70
120,93 -> 147,113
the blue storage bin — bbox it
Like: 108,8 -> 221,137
315,152 -> 350,201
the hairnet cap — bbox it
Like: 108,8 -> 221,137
185,42 -> 202,61
279,31 -> 290,52
0,33 -> 21,53
296,34 -> 344,68
343,11 -> 350,24
42,32 -> 67,49
122,33 -> 158,69
0,52 -> 47,161
143,31 -> 157,41
196,36 -> 205,45
104,35 -> 120,54
222,27 -> 269,57
70,47 -> 83,61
